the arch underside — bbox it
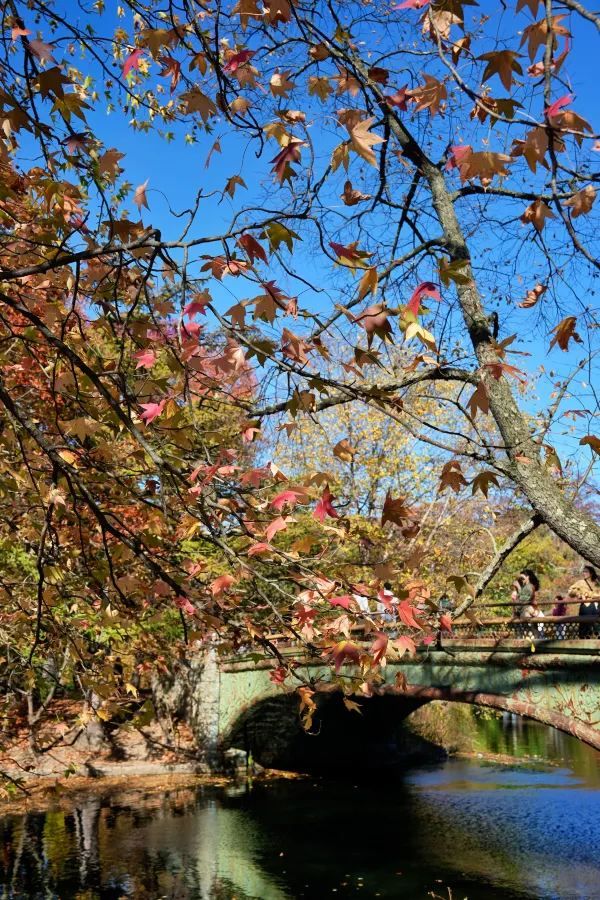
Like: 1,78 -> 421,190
220,680 -> 600,765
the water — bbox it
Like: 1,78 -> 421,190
0,719 -> 599,900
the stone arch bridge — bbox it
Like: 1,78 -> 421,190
196,622 -> 600,769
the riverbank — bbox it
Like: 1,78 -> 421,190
0,765 -> 306,816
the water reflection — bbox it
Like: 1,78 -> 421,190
0,719 -> 598,899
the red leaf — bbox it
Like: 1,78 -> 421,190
270,666 -> 288,684
175,595 -> 196,616
271,138 -> 305,183
329,595 -> 353,609
123,48 -> 145,78
223,49 -> 255,74
184,295 -> 210,318
370,631 -> 389,665
265,515 -> 290,542
238,233 -> 268,264
133,348 -> 157,369
440,613 -> 453,633
406,281 -> 442,316
397,600 -> 421,629
331,640 -> 361,673
385,86 -> 409,110
393,0 -> 430,7
140,399 -> 166,424
247,542 -> 272,557
546,93 -> 572,120
11,26 -> 31,41
270,489 -> 307,512
210,574 -> 235,596
313,485 -> 339,522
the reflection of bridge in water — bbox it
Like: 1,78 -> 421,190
203,615 -> 600,767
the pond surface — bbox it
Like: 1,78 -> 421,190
1,718 -> 599,899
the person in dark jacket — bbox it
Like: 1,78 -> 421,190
568,565 -> 599,638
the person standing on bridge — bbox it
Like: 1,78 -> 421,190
513,570 -> 540,639
568,565 -> 600,638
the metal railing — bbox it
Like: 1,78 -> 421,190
449,615 -> 600,641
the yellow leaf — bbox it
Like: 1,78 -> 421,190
358,266 -> 378,300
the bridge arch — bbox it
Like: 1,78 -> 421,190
220,680 -> 600,771
215,643 -> 600,766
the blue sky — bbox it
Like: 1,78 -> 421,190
17,0 -> 600,473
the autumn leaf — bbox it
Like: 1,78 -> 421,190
385,85 -> 409,110
478,50 -> 523,91
520,15 -> 570,62
313,485 -> 339,522
406,281 -> 442,316
510,127 -> 549,173
467,380 -> 489,418
330,640 -> 361,673
393,0 -> 430,8
329,595 -> 353,609
247,542 -> 273,557
353,304 -> 392,344
270,138 -> 305,183
330,242 -> 372,270
181,88 -> 217,122
349,117 -> 385,166
580,435 -> 600,454
140,400 -> 166,424
521,198 -> 555,232
545,93 -> 572,120
447,574 -> 475,597
518,283 -> 547,308
270,71 -> 295,97
397,601 -> 421,629
394,635 -> 417,658
341,180 -> 371,205
471,470 -> 500,497
439,614 -> 453,633
175,595 -> 196,617
381,492 -> 414,529
549,316 -> 583,351
270,488 -> 308,511
265,515 -> 292,542
98,148 -> 125,180
564,186 -> 596,218
357,267 -> 378,300
439,460 -> 468,493
308,75 -> 333,102
123,48 -> 145,78
223,175 -> 247,199
133,179 -> 149,211
439,258 -> 471,287
407,75 -> 447,116
29,39 -> 56,63
158,55 -> 181,92
11,26 -> 32,41
238,232 -> 268,264
223,49 -> 255,74
333,439 -> 356,462
184,293 -> 210,318
343,698 -> 363,714
370,632 -> 388,665
133,348 -> 156,369
232,0 -> 261,29
210,574 -> 235,595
